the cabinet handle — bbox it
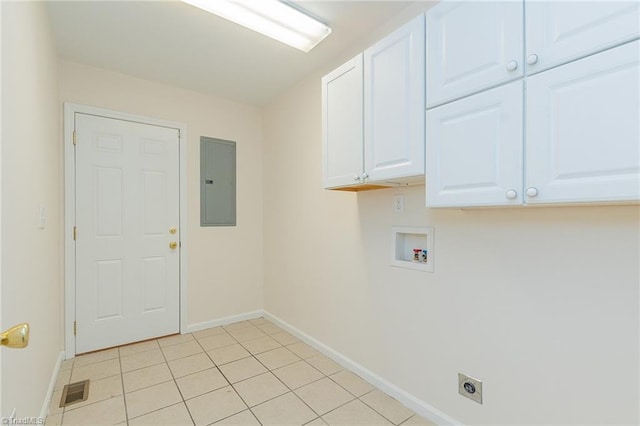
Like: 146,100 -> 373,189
527,54 -> 539,65
362,172 -> 369,180
526,187 -> 539,197
506,60 -> 518,71
354,175 -> 361,181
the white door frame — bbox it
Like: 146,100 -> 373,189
64,103 -> 188,359
0,0 -> 3,412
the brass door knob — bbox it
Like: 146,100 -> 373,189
169,242 -> 178,250
1,323 -> 29,349
169,226 -> 177,235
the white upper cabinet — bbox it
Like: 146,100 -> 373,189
526,1 -> 640,75
322,54 -> 363,189
364,14 -> 425,182
322,15 -> 425,190
425,2 -> 639,208
426,1 -> 523,108
427,81 -> 523,207
526,41 -> 640,204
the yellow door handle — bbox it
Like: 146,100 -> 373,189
169,242 -> 178,250
1,323 -> 29,349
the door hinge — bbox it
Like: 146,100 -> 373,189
73,226 -> 77,240
73,321 -> 77,336
73,130 -> 77,146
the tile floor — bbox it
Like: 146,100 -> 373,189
46,317 -> 435,426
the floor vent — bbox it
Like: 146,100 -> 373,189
60,380 -> 90,407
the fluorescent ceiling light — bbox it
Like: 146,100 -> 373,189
182,0 -> 332,53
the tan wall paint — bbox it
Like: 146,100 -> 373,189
1,1 -> 62,416
262,72 -> 640,424
58,60 -> 264,327
2,1 -> 638,422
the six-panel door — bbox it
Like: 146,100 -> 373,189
75,113 -> 180,353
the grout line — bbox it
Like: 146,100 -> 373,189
210,408 -> 264,426
358,389 -> 409,426
398,414 -> 420,426
302,417 -> 325,426
218,324 -> 316,424
324,368 -> 369,399
249,343 -> 339,420
160,335 -> 198,426
125,401 -> 188,424
117,348 -> 131,426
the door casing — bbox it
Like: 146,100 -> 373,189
64,103 -> 188,359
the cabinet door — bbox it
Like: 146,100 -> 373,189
526,41 -> 640,204
364,15 -> 425,182
526,1 -> 640,75
426,81 -> 523,207
426,1 -> 523,108
322,54 -> 364,189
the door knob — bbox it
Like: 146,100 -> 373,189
354,175 -> 361,181
526,187 -> 539,197
1,323 -> 29,349
505,189 -> 517,199
506,60 -> 518,71
169,226 -> 177,235
169,242 -> 178,250
527,54 -> 539,65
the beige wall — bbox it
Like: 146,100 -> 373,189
58,60 -> 264,327
262,71 -> 640,424
1,1 -> 62,416
2,1 -> 638,422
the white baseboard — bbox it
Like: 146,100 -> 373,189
40,351 -> 65,419
184,310 -> 263,334
263,311 -> 461,426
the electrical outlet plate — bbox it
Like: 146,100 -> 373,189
458,373 -> 483,404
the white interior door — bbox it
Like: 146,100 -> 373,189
75,113 -> 180,354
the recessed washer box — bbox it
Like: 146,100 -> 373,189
391,226 -> 434,272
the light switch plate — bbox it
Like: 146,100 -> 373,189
393,195 -> 404,213
39,205 -> 46,230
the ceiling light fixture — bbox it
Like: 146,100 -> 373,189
182,0 -> 332,53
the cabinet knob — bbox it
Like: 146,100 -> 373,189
526,187 -> 539,197
354,175 -> 361,181
362,172 -> 369,180
506,189 -> 518,199
506,60 -> 518,71
527,54 -> 539,65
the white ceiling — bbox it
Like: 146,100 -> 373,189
47,1 -> 424,106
